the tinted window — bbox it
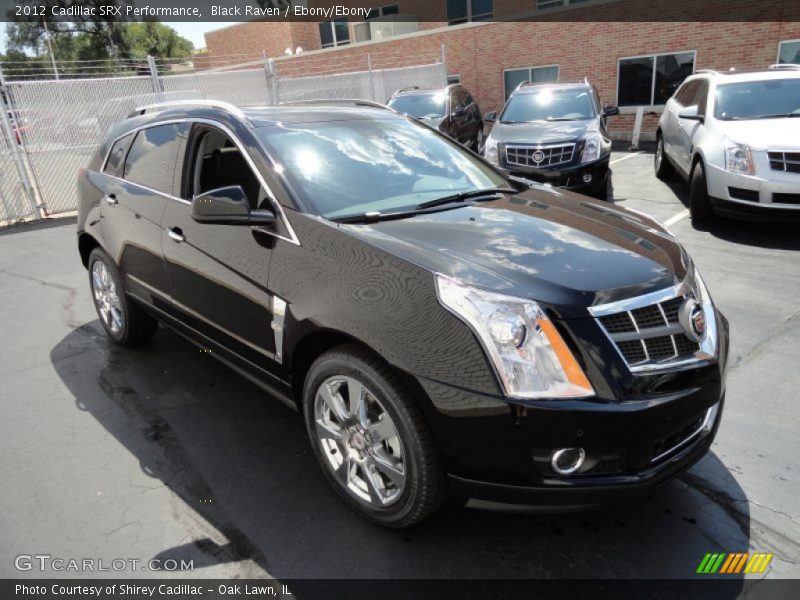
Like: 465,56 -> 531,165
501,88 -> 596,122
618,52 -> 694,106
654,53 -> 695,104
104,133 -> 133,178
257,118 -> 507,219
673,80 -> 697,106
778,40 -> 800,64
714,79 -> 800,120
124,123 -> 186,195
691,80 -> 709,115
388,92 -> 447,119
503,66 -> 559,100
618,56 -> 654,106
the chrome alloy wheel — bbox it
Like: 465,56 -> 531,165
655,139 -> 664,171
313,376 -> 406,508
91,260 -> 123,334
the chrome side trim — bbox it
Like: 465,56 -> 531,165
99,117 -> 301,246
651,402 -> 719,464
271,295 -> 287,364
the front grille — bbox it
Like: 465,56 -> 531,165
728,187 -> 759,202
505,143 -> 575,168
595,289 -> 702,369
773,192 -> 800,205
768,151 -> 800,173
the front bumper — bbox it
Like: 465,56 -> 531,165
503,156 -> 610,197
705,162 -> 800,219
409,311 -> 729,512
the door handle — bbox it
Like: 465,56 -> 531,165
167,228 -> 185,243
104,194 -> 117,206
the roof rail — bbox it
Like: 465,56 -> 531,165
129,100 -> 251,123
394,86 -> 420,94
514,80 -> 531,92
280,98 -> 395,112
768,63 -> 800,70
693,69 -> 720,76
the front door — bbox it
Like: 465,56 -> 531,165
161,123 -> 279,370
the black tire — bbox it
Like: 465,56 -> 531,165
689,160 -> 713,222
303,343 -> 447,528
88,248 -> 158,345
595,171 -> 611,201
472,124 -> 484,153
654,134 -> 675,180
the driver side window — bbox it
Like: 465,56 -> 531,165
187,126 -> 265,210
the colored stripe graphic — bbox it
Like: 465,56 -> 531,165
699,553 -> 774,574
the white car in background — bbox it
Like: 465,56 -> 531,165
655,64 -> 800,222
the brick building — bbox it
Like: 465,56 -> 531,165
203,0 -> 800,140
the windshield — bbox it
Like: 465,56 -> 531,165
257,117 -> 507,219
387,92 -> 447,119
500,88 -> 596,123
714,79 -> 800,120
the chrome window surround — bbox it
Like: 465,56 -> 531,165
589,281 -> 718,374
651,401 -> 719,464
505,142 -> 575,168
100,117 -> 300,246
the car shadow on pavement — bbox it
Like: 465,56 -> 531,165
50,321 -> 749,587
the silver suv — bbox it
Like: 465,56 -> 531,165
655,64 -> 800,222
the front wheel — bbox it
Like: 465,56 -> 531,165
689,161 -> 713,222
303,344 -> 446,528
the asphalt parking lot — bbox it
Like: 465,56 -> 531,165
1,147 -> 798,583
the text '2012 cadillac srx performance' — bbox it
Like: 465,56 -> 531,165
77,100 -> 729,527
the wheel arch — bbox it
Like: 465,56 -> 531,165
78,232 -> 101,268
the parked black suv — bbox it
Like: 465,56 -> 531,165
77,100 -> 728,528
484,81 -> 619,199
387,84 -> 484,150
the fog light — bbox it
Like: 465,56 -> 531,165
550,447 -> 585,475
582,173 -> 593,184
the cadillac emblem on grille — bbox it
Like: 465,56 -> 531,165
532,150 -> 545,163
679,298 -> 707,342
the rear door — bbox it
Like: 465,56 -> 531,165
662,80 -> 696,166
99,122 -> 188,305
675,79 -> 709,173
161,122 -> 280,370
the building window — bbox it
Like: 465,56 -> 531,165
778,39 -> 800,64
503,65 -> 559,100
447,0 -> 493,25
366,4 -> 400,20
617,51 -> 695,107
537,0 -> 591,10
319,19 -> 350,49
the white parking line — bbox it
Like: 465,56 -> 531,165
665,209 -> 690,227
609,151 -> 644,165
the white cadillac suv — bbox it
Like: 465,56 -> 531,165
655,64 -> 800,222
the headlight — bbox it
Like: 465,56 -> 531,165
581,131 -> 609,164
436,275 -> 595,399
484,135 -> 499,165
724,141 -> 754,175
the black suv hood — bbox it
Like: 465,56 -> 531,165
341,188 -> 689,318
489,119 -> 593,144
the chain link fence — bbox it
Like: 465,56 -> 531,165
0,49 -> 445,226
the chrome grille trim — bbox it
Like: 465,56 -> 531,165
651,402 -> 719,464
505,142 -> 576,168
767,151 -> 800,173
590,282 -> 716,374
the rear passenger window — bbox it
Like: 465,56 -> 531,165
103,134 -> 133,178
124,123 -> 187,195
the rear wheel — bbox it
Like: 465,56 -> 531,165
303,344 -> 446,528
654,134 -> 675,180
88,248 -> 158,345
689,160 -> 713,222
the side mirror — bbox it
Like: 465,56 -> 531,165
484,111 -> 497,123
603,105 -> 620,117
678,105 -> 704,123
191,185 -> 276,226
452,106 -> 467,118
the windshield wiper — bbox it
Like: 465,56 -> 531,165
742,113 -> 800,120
546,117 -> 579,121
415,188 -> 513,210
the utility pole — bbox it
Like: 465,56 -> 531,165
42,18 -> 59,81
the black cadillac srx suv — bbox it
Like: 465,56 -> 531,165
484,81 -> 620,199
387,84 -> 484,151
77,99 -> 728,528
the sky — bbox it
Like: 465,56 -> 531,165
0,21 -> 237,54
